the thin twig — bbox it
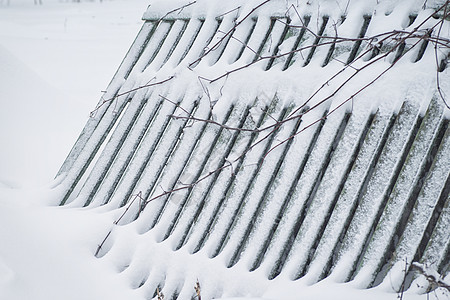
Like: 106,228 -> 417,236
188,0 -> 273,68
157,1 -> 197,21
90,76 -> 175,116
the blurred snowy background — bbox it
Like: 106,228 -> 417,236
0,0 -> 148,188
0,3 -> 151,300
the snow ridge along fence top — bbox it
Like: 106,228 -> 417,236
55,1 -> 450,299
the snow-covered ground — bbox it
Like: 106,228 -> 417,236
0,1 -> 448,299
0,1 -> 147,299
0,0 -> 147,188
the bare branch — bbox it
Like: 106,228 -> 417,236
160,94 -> 192,117
157,1 -> 197,21
434,1 -> 450,108
94,1 -> 450,254
188,0 -> 273,68
90,76 -> 175,117
411,262 -> 450,291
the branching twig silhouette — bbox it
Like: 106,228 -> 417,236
95,191 -> 143,256
94,0 -> 450,257
90,76 -> 175,117
188,0 -> 273,68
157,1 -> 197,21
411,263 -> 450,292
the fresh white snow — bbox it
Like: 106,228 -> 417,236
0,187 -> 141,300
0,1 -> 146,299
0,0 -> 147,188
0,0 -> 449,299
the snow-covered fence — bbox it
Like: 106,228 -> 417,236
55,1 -> 450,299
